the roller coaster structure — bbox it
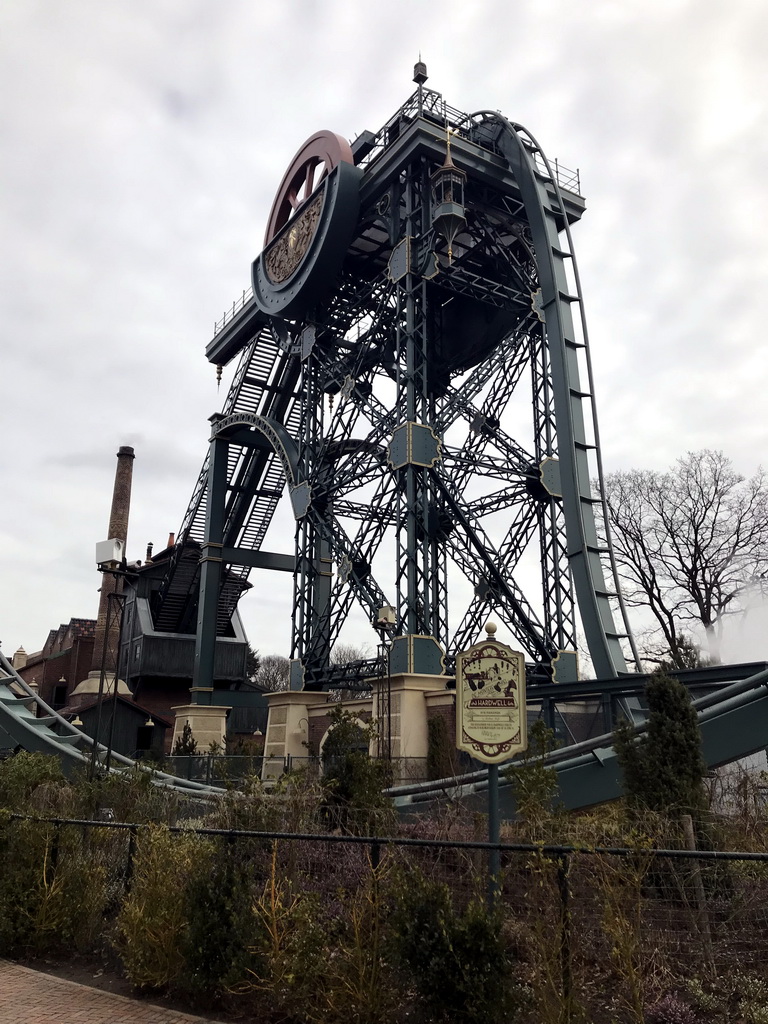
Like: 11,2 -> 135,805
3,649 -> 768,816
5,78 -> 764,814
171,81 -> 641,693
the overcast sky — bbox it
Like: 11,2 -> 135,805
2,0 -> 767,667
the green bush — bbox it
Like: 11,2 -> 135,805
172,721 -> 198,755
321,707 -> 394,834
389,867 -> 527,1023
180,841 -> 260,1003
614,670 -> 706,818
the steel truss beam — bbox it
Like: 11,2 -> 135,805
176,89 -> 638,694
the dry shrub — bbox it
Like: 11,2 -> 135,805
0,751 -> 68,812
116,824 -> 213,989
0,816 -> 109,956
70,764 -> 180,824
205,766 -> 325,834
237,842 -> 329,1022
321,856 -> 396,1024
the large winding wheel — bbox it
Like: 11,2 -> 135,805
263,131 -> 355,244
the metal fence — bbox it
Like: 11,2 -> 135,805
161,753 -> 433,786
5,810 -> 768,1021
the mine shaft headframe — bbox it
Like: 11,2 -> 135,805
199,80 -> 636,687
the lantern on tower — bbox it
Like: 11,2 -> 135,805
431,131 -> 466,263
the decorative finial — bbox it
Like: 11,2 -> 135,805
485,620 -> 498,637
442,127 -> 457,184
216,364 -> 223,390
431,127 -> 466,265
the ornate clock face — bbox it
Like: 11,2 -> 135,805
251,131 -> 362,320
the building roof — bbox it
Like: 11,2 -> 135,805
62,695 -> 173,728
42,618 -> 96,657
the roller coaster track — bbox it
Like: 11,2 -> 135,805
388,663 -> 768,817
0,651 -> 224,797
5,644 -> 768,816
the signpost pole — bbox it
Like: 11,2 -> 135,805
488,762 -> 500,907
455,619 -> 527,912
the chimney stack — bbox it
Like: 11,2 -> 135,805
91,445 -> 135,674
73,446 -> 135,703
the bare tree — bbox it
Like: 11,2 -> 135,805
331,643 -> 372,667
603,450 -> 768,665
253,654 -> 290,692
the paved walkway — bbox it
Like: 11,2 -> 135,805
0,961 -> 230,1024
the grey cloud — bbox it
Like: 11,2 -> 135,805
3,0 -> 767,659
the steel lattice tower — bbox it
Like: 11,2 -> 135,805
157,78 -> 638,695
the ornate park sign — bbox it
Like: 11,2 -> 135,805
455,623 -> 527,764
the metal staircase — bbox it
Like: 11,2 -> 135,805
153,323 -> 303,635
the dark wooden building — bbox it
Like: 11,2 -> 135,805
64,696 -> 171,759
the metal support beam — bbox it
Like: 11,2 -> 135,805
192,421 -> 229,703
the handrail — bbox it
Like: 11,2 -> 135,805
213,287 -> 254,337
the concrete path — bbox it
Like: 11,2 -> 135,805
0,961 -> 230,1024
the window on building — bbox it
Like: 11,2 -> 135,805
52,685 -> 67,709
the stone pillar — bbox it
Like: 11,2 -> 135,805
261,690 -> 328,781
171,704 -> 231,752
371,673 -> 451,784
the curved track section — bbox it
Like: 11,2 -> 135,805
389,665 -> 768,818
472,111 -> 639,678
0,651 -> 224,797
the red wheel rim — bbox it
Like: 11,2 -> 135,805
264,131 -> 354,246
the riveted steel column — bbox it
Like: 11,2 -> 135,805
291,334 -> 334,687
396,165 -> 432,640
192,416 -> 229,704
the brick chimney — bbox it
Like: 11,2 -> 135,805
73,446 -> 135,702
